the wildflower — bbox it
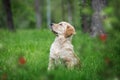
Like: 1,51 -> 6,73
99,33 -> 107,42
19,56 -> 26,65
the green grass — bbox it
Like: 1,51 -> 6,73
0,29 -> 119,80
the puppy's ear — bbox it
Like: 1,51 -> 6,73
64,25 -> 76,38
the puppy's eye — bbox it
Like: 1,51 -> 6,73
59,23 -> 62,26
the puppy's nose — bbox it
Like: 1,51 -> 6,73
50,23 -> 53,26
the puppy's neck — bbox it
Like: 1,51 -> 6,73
55,35 -> 72,44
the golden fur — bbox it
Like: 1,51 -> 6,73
48,21 -> 80,70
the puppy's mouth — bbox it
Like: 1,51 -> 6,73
50,23 -> 58,36
52,29 -> 58,36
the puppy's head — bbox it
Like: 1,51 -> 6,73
50,21 -> 76,38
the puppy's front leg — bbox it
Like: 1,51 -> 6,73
66,61 -> 74,70
48,58 -> 55,71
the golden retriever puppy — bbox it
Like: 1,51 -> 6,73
48,21 -> 80,70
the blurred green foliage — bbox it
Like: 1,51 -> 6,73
11,0 -> 36,28
0,0 -> 81,29
0,0 -> 120,31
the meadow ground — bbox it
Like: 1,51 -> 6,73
0,29 -> 119,80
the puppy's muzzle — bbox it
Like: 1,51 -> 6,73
50,23 -> 54,30
50,23 -> 53,26
50,23 -> 58,36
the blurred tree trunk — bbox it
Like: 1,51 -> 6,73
67,1 -> 72,23
61,0 -> 65,21
2,0 -> 15,31
90,0 -> 107,37
67,0 -> 74,23
35,0 -> 42,29
81,0 -> 90,33
46,0 -> 51,28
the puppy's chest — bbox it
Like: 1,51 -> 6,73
50,42 -> 62,54
50,41 -> 73,58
